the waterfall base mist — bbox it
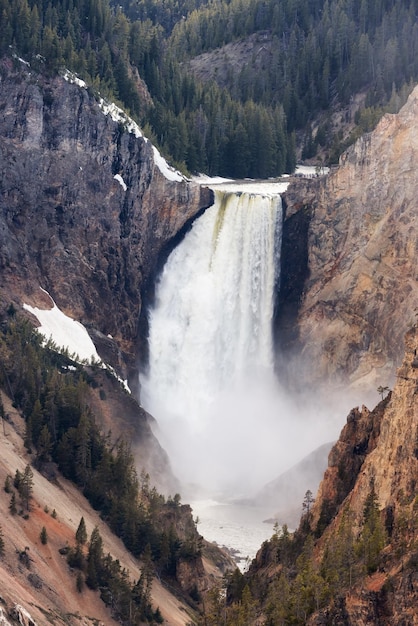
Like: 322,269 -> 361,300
145,375 -> 354,499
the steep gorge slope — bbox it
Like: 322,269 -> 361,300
280,85 -> 418,389
0,57 -> 237,624
313,326 -> 418,536
308,326 -> 418,623
0,390 -> 212,626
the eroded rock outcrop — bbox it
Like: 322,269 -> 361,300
281,88 -> 418,389
309,326 -> 418,624
320,325 -> 418,525
0,56 -> 212,386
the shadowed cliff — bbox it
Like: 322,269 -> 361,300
0,56 -> 213,390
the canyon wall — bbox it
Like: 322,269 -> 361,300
306,326 -> 418,624
0,56 -> 212,386
3,55 -> 417,396
281,88 -> 418,390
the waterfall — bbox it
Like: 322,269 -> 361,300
141,189 -> 284,496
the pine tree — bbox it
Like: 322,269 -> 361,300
36,424 -> 52,464
136,543 -> 154,611
19,464 -> 34,512
86,525 -> 103,590
14,468 -> 22,490
321,507 -> 357,591
76,516 -> 87,545
203,583 -> 225,626
9,491 -> 17,515
357,482 -> 387,573
0,525 -> 5,558
302,489 -> 315,515
265,571 -> 291,624
40,526 -> 48,544
4,474 -> 12,493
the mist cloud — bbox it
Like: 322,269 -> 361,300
145,371 -> 367,500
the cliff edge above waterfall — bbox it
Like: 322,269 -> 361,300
280,85 -> 418,389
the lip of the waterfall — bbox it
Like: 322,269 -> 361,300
208,179 -> 289,195
192,165 -> 329,195
192,173 -> 290,195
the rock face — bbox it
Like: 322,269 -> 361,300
316,325 -> 418,527
281,88 -> 418,389
309,326 -> 418,624
0,56 -> 212,387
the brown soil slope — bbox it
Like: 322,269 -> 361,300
0,390 -> 196,626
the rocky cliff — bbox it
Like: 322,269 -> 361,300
281,87 -> 418,389
305,326 -> 418,624
314,325 -> 418,533
0,56 -> 212,389
3,54 -> 417,396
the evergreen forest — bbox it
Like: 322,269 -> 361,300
1,0 -> 418,177
198,483 -> 418,625
0,311 -> 202,624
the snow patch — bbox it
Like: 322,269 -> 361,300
97,99 -> 184,182
152,146 -> 184,182
62,69 -> 87,90
23,291 -> 131,393
295,164 -> 329,177
62,69 -> 184,183
11,605 -> 38,626
0,608 -> 13,626
98,98 -> 142,137
23,300 -> 101,363
12,54 -> 30,67
114,173 -> 127,191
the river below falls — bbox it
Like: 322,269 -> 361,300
190,499 -> 277,571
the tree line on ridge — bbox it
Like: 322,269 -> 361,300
2,0 -> 418,176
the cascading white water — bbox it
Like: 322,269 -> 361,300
141,189 -> 285,496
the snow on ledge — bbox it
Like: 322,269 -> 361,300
12,53 -> 30,67
62,68 -> 87,90
97,96 -> 184,181
151,146 -> 184,182
114,173 -> 127,191
23,291 -> 131,393
62,69 -> 184,183
23,299 -> 101,363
